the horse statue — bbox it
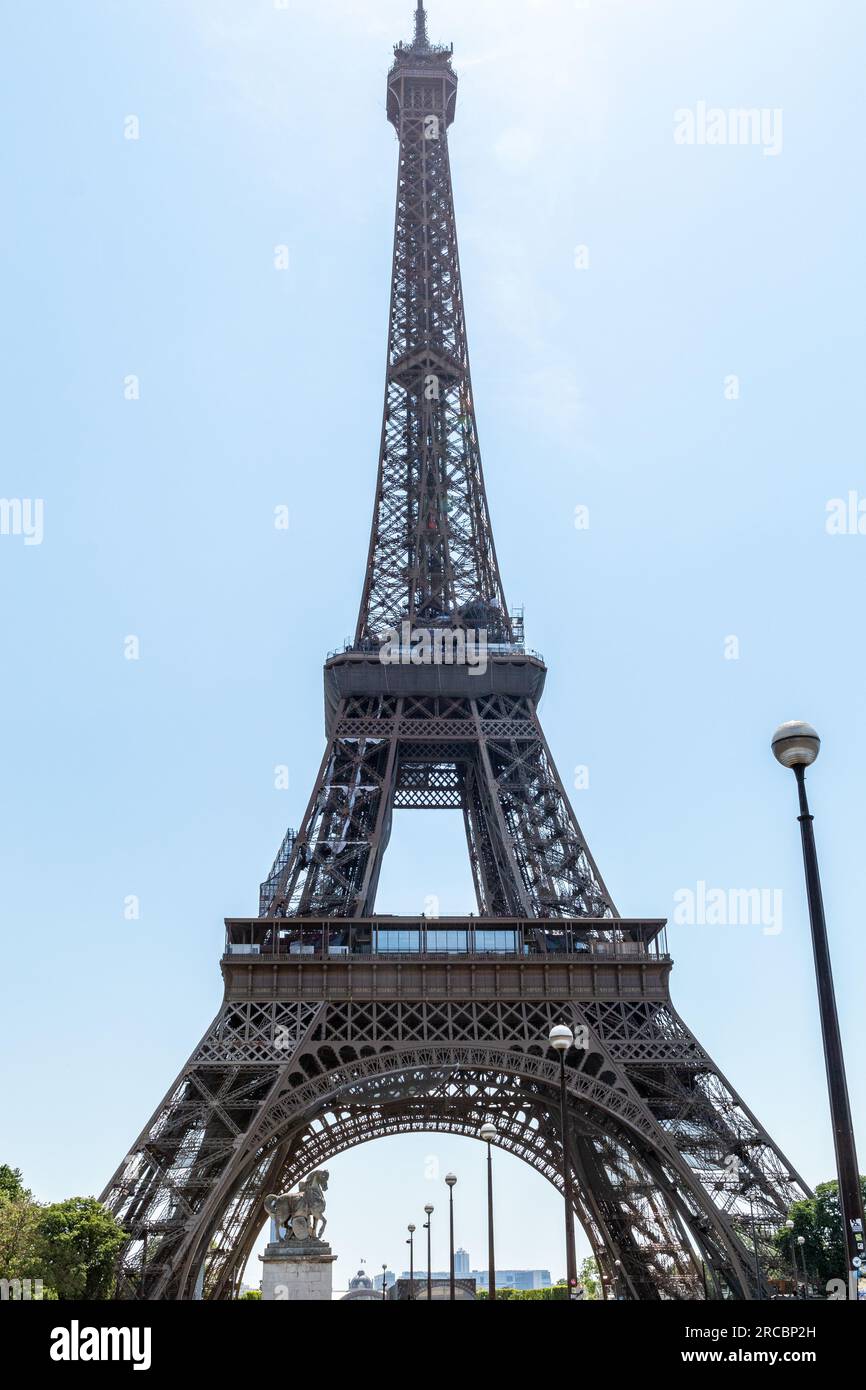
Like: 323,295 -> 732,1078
265,1171 -> 329,1243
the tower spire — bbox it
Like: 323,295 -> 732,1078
414,0 -> 429,49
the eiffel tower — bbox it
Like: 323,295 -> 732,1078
102,2 -> 808,1300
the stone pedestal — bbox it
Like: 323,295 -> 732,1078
260,1240 -> 337,1301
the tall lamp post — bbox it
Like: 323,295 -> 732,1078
772,722 -> 866,1297
797,1235 -> 808,1300
423,1205 -> 433,1301
381,1264 -> 388,1303
747,1190 -> 764,1297
783,1219 -> 799,1298
407,1224 -> 416,1301
445,1173 -> 457,1301
549,1024 -> 578,1297
480,1122 -> 498,1300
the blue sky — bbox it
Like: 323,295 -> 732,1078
1,0 -> 864,1291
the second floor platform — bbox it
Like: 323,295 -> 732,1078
222,916 -> 672,1003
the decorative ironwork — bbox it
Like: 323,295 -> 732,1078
100,3 -> 808,1301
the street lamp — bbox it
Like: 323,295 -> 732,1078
797,1235 -> 807,1300
423,1205 -> 434,1301
381,1264 -> 388,1303
407,1224 -> 416,1301
480,1122 -> 498,1300
445,1173 -> 457,1301
614,1257 -> 622,1301
772,722 -> 866,1296
549,1023 -> 578,1297
783,1219 -> 799,1298
747,1190 -> 764,1298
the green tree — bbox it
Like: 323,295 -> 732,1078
478,1284 -> 570,1301
0,1162 -> 41,1284
776,1177 -> 866,1290
35,1197 -> 127,1301
579,1257 -> 600,1300
0,1165 -> 30,1203
239,1289 -> 262,1300
0,1190 -> 42,1282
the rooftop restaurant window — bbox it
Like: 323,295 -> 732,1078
425,929 -> 469,954
375,929 -> 421,954
475,929 -> 519,954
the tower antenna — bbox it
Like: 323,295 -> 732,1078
414,0 -> 429,48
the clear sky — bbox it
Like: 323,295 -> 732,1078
1,0 -> 864,1293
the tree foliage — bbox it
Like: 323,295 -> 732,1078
478,1284 -> 570,1300
0,1166 -> 127,1300
35,1197 -> 128,1300
0,1164 -> 30,1203
0,1189 -> 42,1282
579,1256 -> 601,1300
775,1176 -> 866,1289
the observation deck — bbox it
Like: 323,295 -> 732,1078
324,648 -> 547,732
222,917 -> 672,1004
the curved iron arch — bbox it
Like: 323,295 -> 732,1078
172,1044 -> 752,1301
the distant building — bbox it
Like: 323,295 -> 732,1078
474,1268 -> 551,1292
390,1278 -> 476,1301
342,1270 -> 379,1302
373,1269 -> 396,1291
401,1251 -> 551,1293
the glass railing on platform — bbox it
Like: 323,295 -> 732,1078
224,918 -> 669,961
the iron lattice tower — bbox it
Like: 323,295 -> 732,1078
102,4 -> 808,1300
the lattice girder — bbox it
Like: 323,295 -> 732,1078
356,40 -> 507,642
102,993 -> 805,1301
264,695 -> 613,920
